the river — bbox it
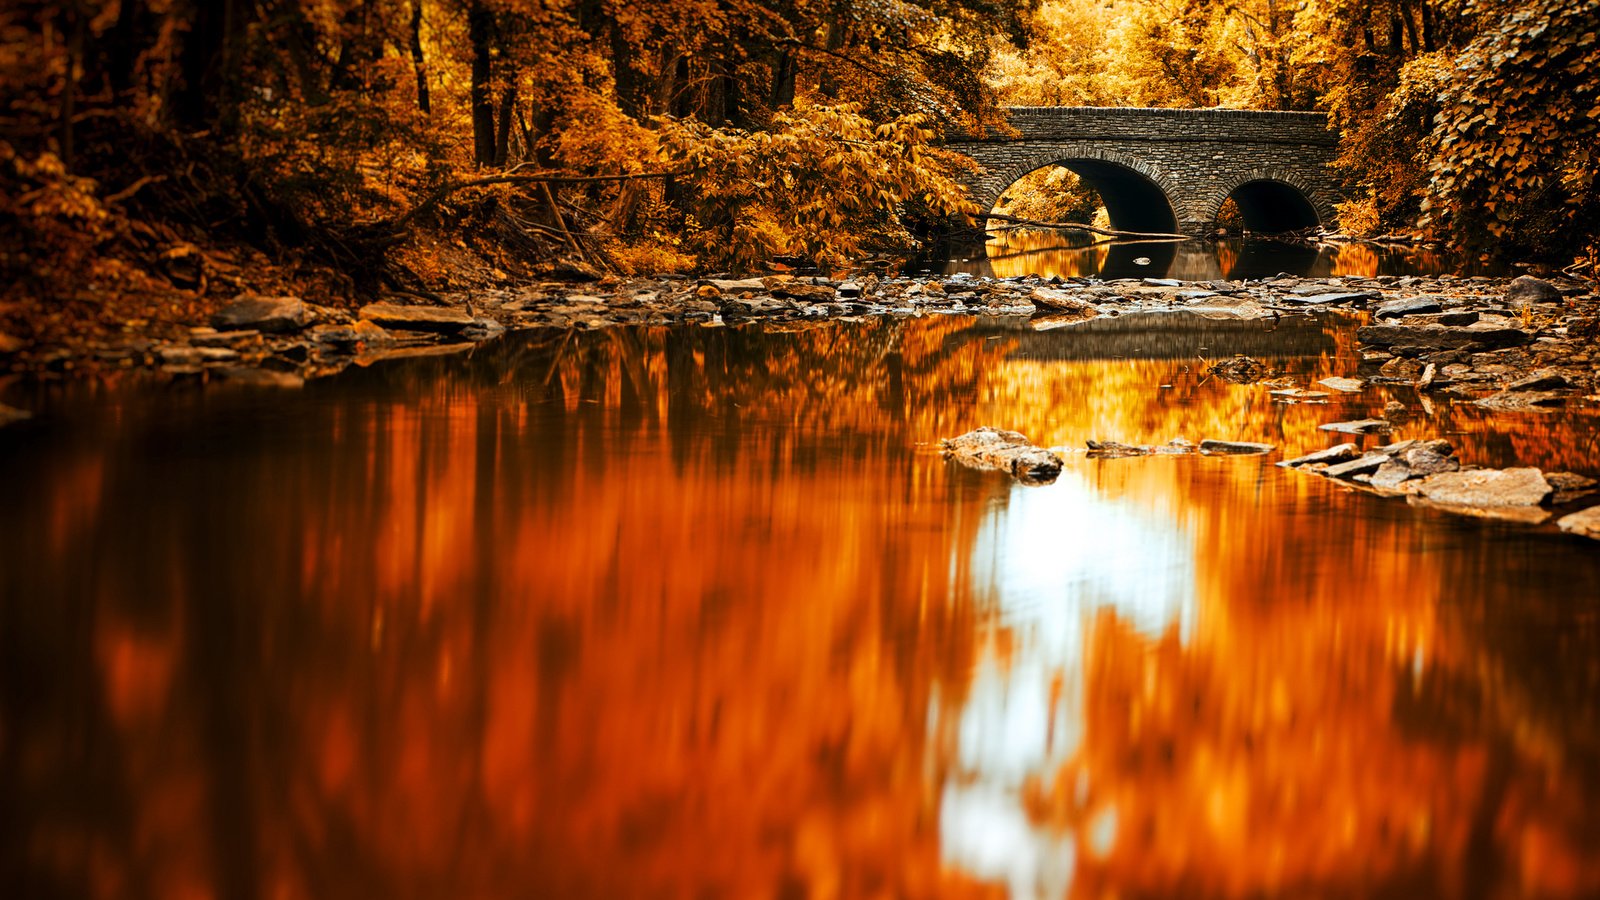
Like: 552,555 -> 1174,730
2,311 -> 1598,897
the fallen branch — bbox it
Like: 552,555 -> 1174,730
974,212 -> 1188,240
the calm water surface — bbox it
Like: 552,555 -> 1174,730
3,314 -> 1600,898
921,231 -> 1503,281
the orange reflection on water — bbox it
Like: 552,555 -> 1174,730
3,315 -> 1599,898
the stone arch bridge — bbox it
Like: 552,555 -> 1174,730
946,107 -> 1341,237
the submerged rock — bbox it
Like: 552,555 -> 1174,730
1412,467 -> 1552,507
1319,418 -> 1392,435
1199,439 -> 1274,455
1557,505 -> 1600,540
1086,439 -> 1155,458
941,427 -> 1063,484
1207,355 -> 1272,384
212,295 -> 308,333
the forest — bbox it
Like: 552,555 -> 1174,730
0,0 -> 1596,340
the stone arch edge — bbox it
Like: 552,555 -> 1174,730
1200,168 -> 1340,231
955,143 -> 1187,227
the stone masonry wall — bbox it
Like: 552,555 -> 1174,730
945,107 -> 1342,235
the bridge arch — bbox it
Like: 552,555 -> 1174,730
1201,169 -> 1338,234
946,107 -> 1342,238
976,145 -> 1183,235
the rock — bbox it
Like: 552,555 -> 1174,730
1184,295 -> 1272,320
1370,460 -> 1416,489
1383,400 -> 1407,418
310,320 -> 391,347
1318,376 -> 1366,392
1324,453 -> 1392,479
0,403 -> 31,427
1086,439 -> 1154,458
1199,439 -> 1274,455
1269,388 -> 1330,401
1208,355 -> 1272,384
190,327 -> 259,348
214,367 -> 305,388
1413,467 -> 1552,507
1355,323 -> 1530,351
773,282 -> 835,302
836,282 -> 864,299
461,317 -> 507,341
1557,505 -> 1600,540
1279,443 -> 1359,468
1374,297 -> 1443,319
1133,257 -> 1151,265
212,295 -> 308,333
1319,418 -> 1392,435
1400,446 -> 1459,476
1029,287 -> 1096,317
1285,291 -> 1376,307
1506,368 -> 1570,392
358,302 -> 475,333
695,284 -> 722,299
941,427 -> 1064,484
1507,275 -> 1562,305
1474,391 -> 1567,411
1143,278 -> 1181,287
1379,357 -> 1424,380
1547,472 -> 1599,504
706,277 -> 766,293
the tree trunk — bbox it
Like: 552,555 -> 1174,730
493,82 -> 517,166
468,1 -> 497,166
410,0 -> 430,112
175,0 -> 241,128
770,49 -> 795,109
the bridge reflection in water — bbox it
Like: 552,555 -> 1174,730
2,317 -> 1598,898
923,230 -> 1474,281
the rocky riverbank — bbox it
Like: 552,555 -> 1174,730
3,269 -> 1597,394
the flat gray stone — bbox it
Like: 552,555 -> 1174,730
1199,439 -> 1275,455
1374,297 -> 1443,319
212,295 -> 307,333
1557,505 -> 1600,540
1319,418 -> 1392,435
1287,291 -> 1377,306
1318,377 -> 1367,392
1356,323 -> 1530,351
1324,453 -> 1392,479
1413,467 -> 1552,507
1279,443 -> 1359,468
1370,460 -> 1416,489
1507,275 -> 1561,305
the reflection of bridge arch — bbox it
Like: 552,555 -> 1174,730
947,107 -> 1342,238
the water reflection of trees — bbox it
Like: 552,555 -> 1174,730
2,316 -> 1598,898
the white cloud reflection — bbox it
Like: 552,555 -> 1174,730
939,469 -> 1196,900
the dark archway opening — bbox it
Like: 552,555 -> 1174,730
993,160 -> 1178,235
1223,180 -> 1321,233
